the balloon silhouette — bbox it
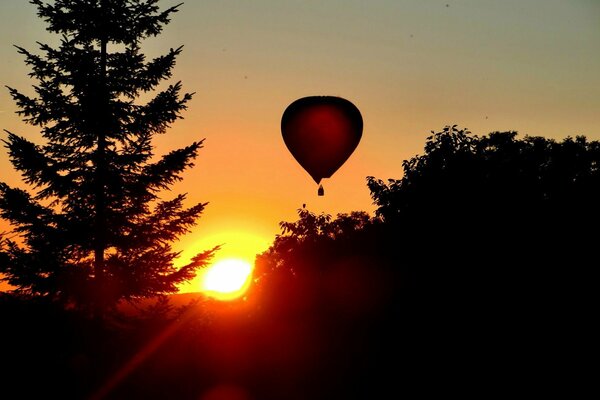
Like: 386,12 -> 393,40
281,96 -> 363,195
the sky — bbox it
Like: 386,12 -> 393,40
1,0 -> 599,292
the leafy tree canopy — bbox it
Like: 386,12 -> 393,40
259,126 -> 599,321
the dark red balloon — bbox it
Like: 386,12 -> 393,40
281,96 -> 363,185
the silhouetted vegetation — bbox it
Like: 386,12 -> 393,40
367,125 -> 598,317
1,125 -> 592,398
250,125 -> 596,397
258,126 -> 600,325
0,3 -> 593,397
0,0 -> 215,314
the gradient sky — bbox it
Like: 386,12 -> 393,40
1,0 -> 599,292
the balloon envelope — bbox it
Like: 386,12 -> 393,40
281,96 -> 363,184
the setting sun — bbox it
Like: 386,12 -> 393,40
201,258 -> 254,301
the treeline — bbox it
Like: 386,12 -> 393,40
257,125 -> 599,314
251,125 -> 596,397
1,126 -> 594,398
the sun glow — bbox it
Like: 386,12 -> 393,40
201,258 -> 254,301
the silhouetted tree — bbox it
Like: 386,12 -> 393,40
0,0 -> 215,313
255,208 -> 376,278
253,126 -> 598,396
369,125 -> 600,226
252,209 -> 402,399
367,125 -> 600,322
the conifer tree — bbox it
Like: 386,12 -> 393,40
0,0 -> 215,311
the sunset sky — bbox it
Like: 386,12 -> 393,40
1,0 -> 599,292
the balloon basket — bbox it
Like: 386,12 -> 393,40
318,184 -> 324,196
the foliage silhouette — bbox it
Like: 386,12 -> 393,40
256,208 -> 375,275
252,125 -> 597,396
0,0 -> 216,313
367,125 -> 599,311
1,125 -> 593,398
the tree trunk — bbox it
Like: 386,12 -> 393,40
94,0 -> 108,317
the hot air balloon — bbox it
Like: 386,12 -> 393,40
281,96 -> 363,196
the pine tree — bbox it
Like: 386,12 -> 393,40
0,0 -> 215,312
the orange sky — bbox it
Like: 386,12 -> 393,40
1,0 -> 600,293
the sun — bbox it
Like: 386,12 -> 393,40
201,258 -> 254,301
